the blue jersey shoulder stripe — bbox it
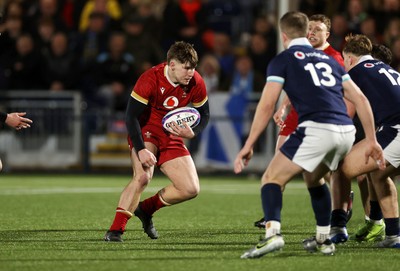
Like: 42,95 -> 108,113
342,74 -> 350,82
267,75 -> 284,84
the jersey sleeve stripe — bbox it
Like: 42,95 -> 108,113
267,75 -> 285,84
131,91 -> 148,105
342,74 -> 351,82
193,96 -> 208,107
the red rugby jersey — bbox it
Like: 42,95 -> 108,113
131,63 -> 208,127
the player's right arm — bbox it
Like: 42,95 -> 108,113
234,81 -> 282,173
125,96 -> 157,167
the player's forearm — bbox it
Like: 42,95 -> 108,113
192,100 -> 210,136
125,97 -> 146,152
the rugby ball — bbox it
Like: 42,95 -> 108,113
162,107 -> 200,131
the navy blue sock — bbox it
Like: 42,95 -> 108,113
384,218 -> 400,236
261,183 -> 282,222
369,200 -> 383,220
331,209 -> 348,227
308,184 -> 331,226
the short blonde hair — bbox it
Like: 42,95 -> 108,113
280,11 -> 309,39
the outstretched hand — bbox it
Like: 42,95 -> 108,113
5,112 -> 33,130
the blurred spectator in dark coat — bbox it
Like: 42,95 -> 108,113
2,33 -> 44,90
123,14 -> 164,75
247,33 -> 274,76
93,32 -> 136,113
328,13 -> 349,51
41,31 -> 79,91
0,15 -> 24,59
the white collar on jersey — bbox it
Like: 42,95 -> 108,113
357,55 -> 374,65
288,37 -> 313,48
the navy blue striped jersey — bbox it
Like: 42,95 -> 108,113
267,43 -> 353,125
348,57 -> 400,126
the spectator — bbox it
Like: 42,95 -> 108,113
41,31 -> 79,91
211,32 -> 235,84
161,0 -> 209,55
383,17 -> 400,48
2,33 -> 44,90
34,17 -> 56,54
226,54 -> 264,143
247,33 -> 274,76
0,15 -> 24,59
197,53 -> 224,93
328,13 -> 349,51
93,32 -> 136,113
74,11 -> 109,71
360,16 -> 383,44
251,15 -> 277,55
78,0 -> 122,32
390,37 -> 400,71
28,0 -> 67,33
123,14 -> 164,75
346,0 -> 367,33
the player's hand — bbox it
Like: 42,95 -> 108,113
233,146 -> 254,174
167,120 -> 195,139
364,139 -> 386,170
5,112 -> 33,130
273,108 -> 285,128
138,149 -> 157,168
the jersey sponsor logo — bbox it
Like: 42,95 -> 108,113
160,87 -> 165,94
364,63 -> 374,68
163,96 -> 179,109
294,51 -> 305,59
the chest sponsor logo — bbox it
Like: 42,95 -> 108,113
163,96 -> 179,109
294,51 -> 305,60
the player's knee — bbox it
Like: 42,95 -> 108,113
182,185 -> 200,200
136,173 -> 151,188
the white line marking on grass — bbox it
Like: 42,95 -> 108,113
0,182 -> 307,196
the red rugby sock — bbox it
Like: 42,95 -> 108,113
109,207 -> 132,232
140,193 -> 166,216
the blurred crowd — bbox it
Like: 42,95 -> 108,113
0,0 -> 399,118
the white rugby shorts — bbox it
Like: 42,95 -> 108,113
280,121 -> 356,172
377,124 -> 400,168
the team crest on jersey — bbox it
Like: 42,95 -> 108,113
294,51 -> 305,59
364,63 -> 374,68
163,96 -> 179,109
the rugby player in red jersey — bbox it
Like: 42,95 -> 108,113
104,41 -> 210,242
254,14 -> 354,228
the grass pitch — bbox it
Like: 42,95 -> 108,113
0,174 -> 399,271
